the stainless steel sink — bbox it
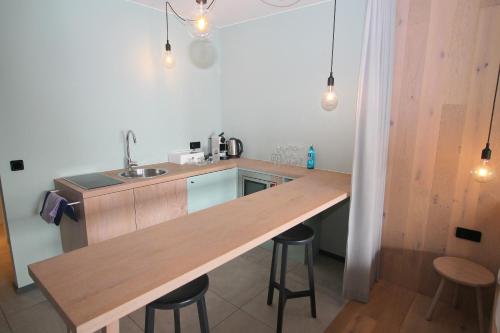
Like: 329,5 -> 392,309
119,168 -> 167,178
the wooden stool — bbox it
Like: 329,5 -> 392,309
267,224 -> 316,333
426,257 -> 495,333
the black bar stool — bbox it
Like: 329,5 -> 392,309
267,224 -> 316,333
145,274 -> 209,333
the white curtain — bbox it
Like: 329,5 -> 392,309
343,0 -> 396,302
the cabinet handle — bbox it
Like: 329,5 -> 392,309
190,181 -> 195,184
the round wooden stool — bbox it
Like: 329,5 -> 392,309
426,257 -> 495,333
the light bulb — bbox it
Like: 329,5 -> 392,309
191,4 -> 212,38
164,42 -> 175,69
471,159 -> 496,183
321,85 -> 338,111
196,16 -> 208,33
164,50 -> 175,68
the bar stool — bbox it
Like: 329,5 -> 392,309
426,257 -> 495,333
267,224 -> 316,333
145,274 -> 209,333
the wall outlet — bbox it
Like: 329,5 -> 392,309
10,160 -> 24,171
455,227 -> 481,243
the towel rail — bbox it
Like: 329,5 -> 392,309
49,190 -> 80,206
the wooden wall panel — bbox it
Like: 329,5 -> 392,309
382,0 -> 500,312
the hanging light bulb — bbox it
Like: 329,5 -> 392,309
321,0 -> 338,111
471,144 -> 496,182
470,64 -> 499,183
164,41 -> 175,68
164,2 -> 175,69
321,74 -> 338,111
191,0 -> 212,38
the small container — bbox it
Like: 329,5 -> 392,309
307,145 -> 315,169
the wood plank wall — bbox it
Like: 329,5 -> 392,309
381,0 -> 500,311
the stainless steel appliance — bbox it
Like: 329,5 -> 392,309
208,135 -> 220,162
227,138 -> 243,158
238,169 -> 292,197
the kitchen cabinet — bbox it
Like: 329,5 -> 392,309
188,168 -> 238,213
134,179 -> 187,230
59,179 -> 187,252
84,190 -> 137,245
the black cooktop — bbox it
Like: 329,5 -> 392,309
64,173 -> 123,190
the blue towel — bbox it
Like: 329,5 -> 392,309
40,192 -> 77,225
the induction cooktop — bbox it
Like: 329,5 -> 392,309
63,173 -> 124,190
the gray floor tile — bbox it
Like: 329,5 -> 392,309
208,256 -> 270,307
288,254 -> 344,300
129,290 -> 237,332
212,310 -> 274,333
5,301 -> 66,333
0,284 -> 46,315
0,311 -> 11,333
118,316 -> 144,333
241,274 -> 344,333
243,245 -> 302,276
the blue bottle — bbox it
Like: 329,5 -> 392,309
307,145 -> 315,169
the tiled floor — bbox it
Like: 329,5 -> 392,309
0,232 -> 346,333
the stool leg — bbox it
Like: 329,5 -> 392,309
452,283 -> 459,308
475,287 -> 484,333
197,296 -> 210,333
277,244 -> 288,333
267,241 -> 279,305
145,305 -> 155,333
306,242 -> 317,318
174,308 -> 181,333
426,278 -> 445,321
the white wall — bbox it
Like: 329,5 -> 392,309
220,0 -> 366,172
0,0 -> 366,287
0,0 -> 222,287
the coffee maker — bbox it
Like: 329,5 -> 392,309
219,132 -> 229,160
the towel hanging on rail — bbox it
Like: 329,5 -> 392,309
40,191 -> 77,225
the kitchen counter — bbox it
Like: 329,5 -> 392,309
55,159 -> 310,199
30,159 -> 351,333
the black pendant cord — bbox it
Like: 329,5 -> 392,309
166,0 -> 216,23
166,2 -> 170,42
329,0 -> 337,77
487,63 -> 500,145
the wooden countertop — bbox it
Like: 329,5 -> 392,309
55,159 -> 311,199
30,159 -> 351,333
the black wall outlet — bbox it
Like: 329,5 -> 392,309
10,160 -> 24,171
456,227 -> 481,243
190,141 -> 201,150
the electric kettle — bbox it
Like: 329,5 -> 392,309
227,138 -> 243,158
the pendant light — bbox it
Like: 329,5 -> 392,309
470,64 -> 500,183
164,2 -> 175,68
191,0 -> 213,38
321,0 -> 338,111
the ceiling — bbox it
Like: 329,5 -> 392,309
129,0 -> 329,27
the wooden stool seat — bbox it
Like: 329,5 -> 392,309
426,257 -> 494,333
434,257 -> 495,287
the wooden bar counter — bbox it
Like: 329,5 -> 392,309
28,159 -> 351,333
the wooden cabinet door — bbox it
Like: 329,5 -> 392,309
134,179 -> 187,230
84,190 -> 137,245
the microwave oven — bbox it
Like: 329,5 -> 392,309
238,169 -> 292,197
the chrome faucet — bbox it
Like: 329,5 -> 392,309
126,130 -> 138,170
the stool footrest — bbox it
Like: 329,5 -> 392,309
272,282 -> 313,300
